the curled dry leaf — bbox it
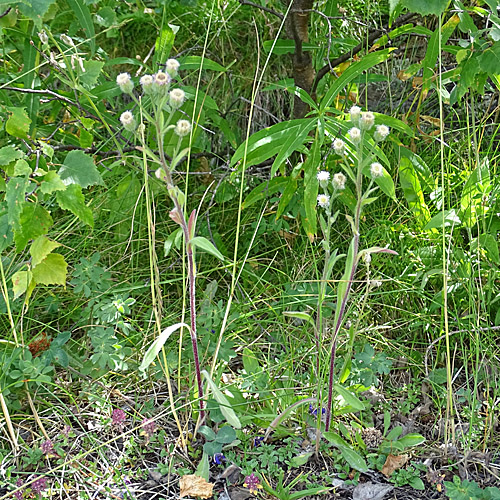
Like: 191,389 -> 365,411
179,474 -> 214,499
381,453 -> 409,477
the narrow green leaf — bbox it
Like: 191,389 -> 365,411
333,384 -> 365,410
424,209 -> 461,230
399,157 -> 431,227
397,433 -> 426,448
180,55 -> 226,72
195,452 -> 210,482
242,177 -> 288,209
66,0 -> 96,55
202,370 -> 241,429
190,236 -> 225,261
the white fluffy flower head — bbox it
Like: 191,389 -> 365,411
374,124 -> 390,142
38,30 -> 48,45
360,112 -> 375,131
348,127 -> 361,145
175,119 -> 191,137
117,72 -> 134,94
370,162 -> 384,178
120,111 -> 136,132
317,171 -> 330,182
169,88 -> 186,109
333,138 -> 345,155
332,173 -> 346,190
317,194 -> 330,209
140,74 -> 154,94
153,71 -> 171,95
350,105 -> 361,125
166,58 -> 180,76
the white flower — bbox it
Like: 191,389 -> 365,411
316,171 -> 330,182
116,72 -> 134,94
140,74 -> 154,94
169,88 -> 185,109
374,124 -> 390,141
175,119 -> 191,137
370,279 -> 383,288
38,30 -> 48,45
333,138 -> 345,155
360,112 -> 375,130
370,162 -> 384,178
350,105 -> 361,125
363,253 -> 372,264
317,194 -> 330,208
120,111 -> 136,132
60,34 -> 75,47
332,172 -> 346,190
153,71 -> 171,95
166,58 -> 180,77
348,127 -> 361,145
71,55 -> 85,72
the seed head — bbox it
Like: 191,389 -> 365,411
317,193 -> 330,208
120,111 -> 137,132
38,31 -> 48,45
116,72 -> 134,94
165,58 -> 180,77
60,34 -> 75,47
175,119 -> 191,137
169,88 -> 186,109
333,138 -> 345,155
348,127 -> 361,145
370,162 -> 384,178
360,111 -> 375,130
350,105 -> 361,125
374,124 -> 390,142
332,172 -> 346,190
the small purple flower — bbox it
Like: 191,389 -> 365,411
14,478 -> 24,500
31,476 -> 47,495
61,425 -> 71,437
41,440 -> 54,456
112,409 -> 127,427
244,473 -> 262,495
213,453 -> 226,465
141,418 -> 157,437
253,436 -> 265,447
308,404 -> 326,417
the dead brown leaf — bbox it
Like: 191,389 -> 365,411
381,454 -> 409,477
179,474 -> 214,499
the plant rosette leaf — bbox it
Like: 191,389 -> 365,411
323,432 -> 368,472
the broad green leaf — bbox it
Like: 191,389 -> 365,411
271,119 -> 316,177
288,452 -> 313,468
180,55 -> 226,72
320,50 -> 393,111
263,39 -> 319,55
80,60 -> 104,88
30,236 -> 61,267
6,177 -> 29,230
202,370 -> 241,429
32,253 -> 67,286
195,452 -> 210,482
18,0 -> 57,24
471,233 -> 500,264
397,433 -> 426,448
154,24 -> 178,66
66,0 -> 96,55
14,204 -> 53,251
479,41 -> 500,74
164,227 -> 183,257
399,157 -> 431,227
95,6 -> 117,27
242,348 -> 260,374
333,384 -> 365,410
323,432 -> 368,472
13,159 -> 31,176
231,119 -> 314,169
460,160 -> 491,227
140,323 -> 188,371
401,0 -> 448,16
0,146 -> 24,166
399,147 -> 435,192
424,209 -> 461,230
363,164 -> 395,200
190,236 -> 225,261
242,177 -> 288,209
40,171 -> 66,195
56,184 -> 93,227
58,150 -> 104,188
386,425 -> 403,441
276,174 -> 298,220
215,425 -> 236,444
198,425 -> 216,441
6,107 -> 31,140
0,214 -> 13,251
12,270 -> 32,300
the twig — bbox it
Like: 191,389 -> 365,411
312,12 -> 418,94
238,0 -> 284,20
0,7 -> 11,18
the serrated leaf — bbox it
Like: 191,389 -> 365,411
14,203 -> 53,251
13,159 -> 31,176
140,323 -> 188,371
56,184 -> 93,227
6,107 -> 31,140
30,236 -> 61,267
32,253 -> 67,286
190,236 -> 225,261
202,370 -> 241,429
6,178 -> 29,231
58,150 -> 104,188
80,60 -> 104,88
40,171 -> 66,195
12,270 -> 33,300
401,0 -> 448,16
0,214 -> 13,252
0,146 -> 24,166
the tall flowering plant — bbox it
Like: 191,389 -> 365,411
116,61 -> 219,420
316,106 -> 397,431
